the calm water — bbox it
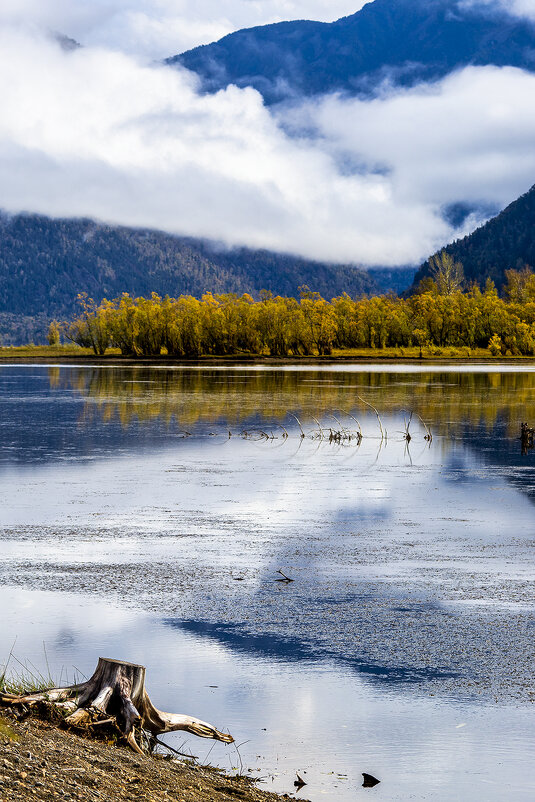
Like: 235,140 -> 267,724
1,363 -> 535,801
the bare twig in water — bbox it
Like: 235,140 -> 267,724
403,410 -> 413,442
153,736 -> 198,760
398,408 -> 415,442
414,412 -> 432,441
336,409 -> 363,442
338,409 -> 362,438
329,414 -> 348,436
232,740 -> 250,777
357,396 -> 385,440
310,415 -> 325,438
203,739 -> 217,764
288,413 -> 306,438
275,569 -> 294,582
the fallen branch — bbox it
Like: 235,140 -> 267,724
153,735 -> 198,760
275,569 -> 294,583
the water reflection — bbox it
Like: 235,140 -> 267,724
167,619 -> 458,684
48,363 -> 535,437
1,365 -> 535,800
2,364 -> 535,481
0,431 -> 533,703
1,586 -> 534,802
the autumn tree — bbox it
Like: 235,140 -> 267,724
430,251 -> 464,295
48,320 -> 60,346
504,267 -> 535,304
64,294 -> 111,355
299,287 -> 337,355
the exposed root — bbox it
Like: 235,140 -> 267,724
0,658 -> 233,754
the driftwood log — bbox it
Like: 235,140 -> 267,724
0,658 -> 233,753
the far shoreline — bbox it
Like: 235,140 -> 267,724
2,344 -> 535,366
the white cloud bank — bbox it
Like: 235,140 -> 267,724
0,0 -> 366,59
0,4 -> 534,266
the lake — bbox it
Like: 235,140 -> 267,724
1,362 -> 535,801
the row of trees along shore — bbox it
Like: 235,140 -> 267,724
54,258 -> 535,358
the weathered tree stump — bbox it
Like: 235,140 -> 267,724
0,658 -> 233,753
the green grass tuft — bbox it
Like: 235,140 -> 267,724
0,646 -> 57,696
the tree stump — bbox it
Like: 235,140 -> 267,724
0,657 -> 233,753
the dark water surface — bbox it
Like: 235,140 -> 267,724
1,363 -> 535,801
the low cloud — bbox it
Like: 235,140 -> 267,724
0,1 -> 365,59
0,20 -> 534,267
286,65 -> 535,228
458,0 -> 535,20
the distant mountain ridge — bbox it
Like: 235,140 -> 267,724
0,213 -> 382,343
171,0 -> 535,103
411,184 -> 535,291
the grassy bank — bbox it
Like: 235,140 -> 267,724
0,343 -> 534,362
0,345 -> 110,359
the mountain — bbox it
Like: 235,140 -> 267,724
367,266 -> 417,294
0,213 -> 380,344
170,0 -> 535,104
411,184 -> 535,291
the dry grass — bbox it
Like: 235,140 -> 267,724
0,344 -> 95,358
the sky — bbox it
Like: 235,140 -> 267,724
0,0 -> 534,266
0,1 -> 367,58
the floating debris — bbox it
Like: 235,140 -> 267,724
294,772 -> 307,790
362,772 -> 380,788
521,422 -> 534,454
274,569 -> 294,583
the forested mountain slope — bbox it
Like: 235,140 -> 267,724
0,213 -> 379,342
412,184 -> 535,291
171,0 -> 535,103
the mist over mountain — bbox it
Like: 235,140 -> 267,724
172,0 -> 535,103
0,213 -> 381,344
1,0 -> 534,346
0,1 -> 533,271
412,184 -> 535,291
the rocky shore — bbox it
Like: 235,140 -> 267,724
0,711 -> 299,802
